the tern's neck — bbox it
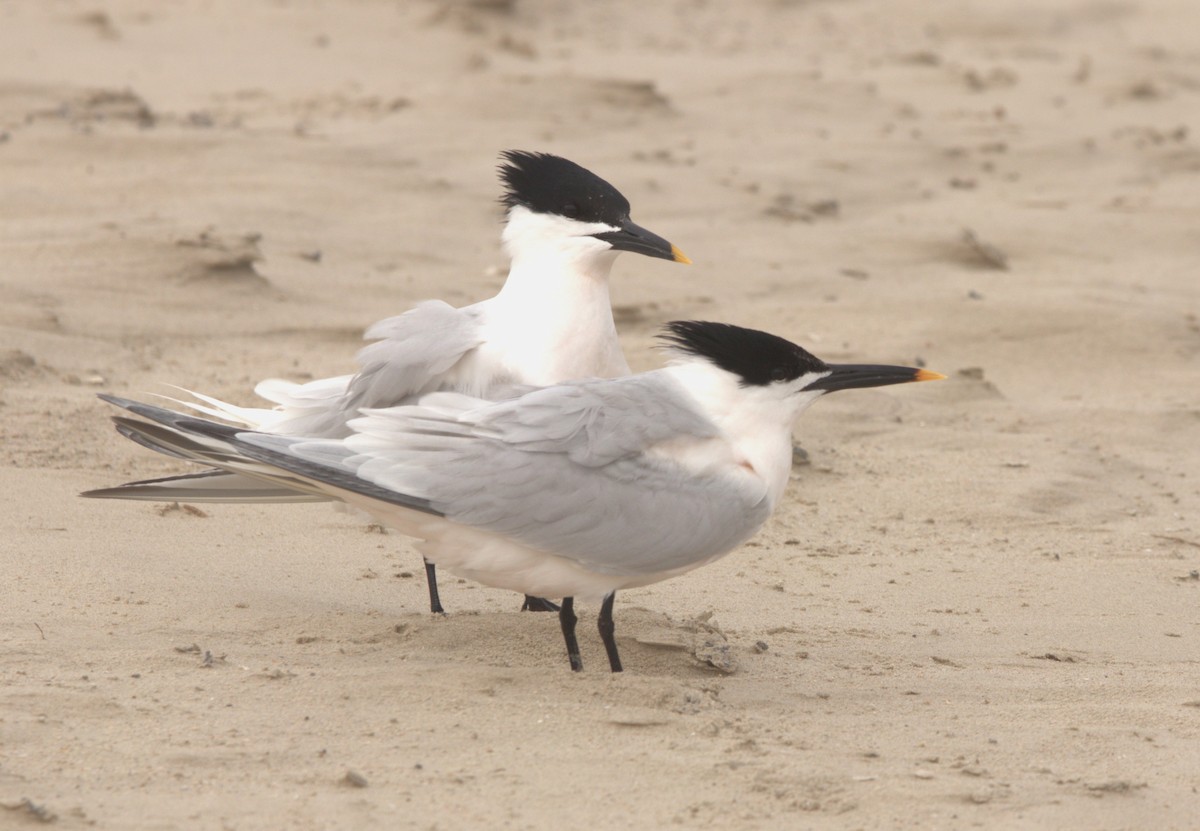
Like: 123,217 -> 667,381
487,244 -> 629,385
665,363 -> 811,507
497,241 -> 622,304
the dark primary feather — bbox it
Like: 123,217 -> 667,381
659,321 -> 828,387
82,468 -> 324,503
498,150 -> 631,227
85,395 -> 442,516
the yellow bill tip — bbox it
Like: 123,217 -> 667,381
914,369 -> 947,382
671,245 -> 692,265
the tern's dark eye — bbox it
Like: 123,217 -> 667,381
769,366 -> 791,383
561,201 -> 581,219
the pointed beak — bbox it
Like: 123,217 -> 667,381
807,364 -> 945,393
592,219 -> 691,264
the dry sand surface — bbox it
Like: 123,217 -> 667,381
2,0 -> 1199,828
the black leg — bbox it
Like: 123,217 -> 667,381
424,558 -> 445,615
597,591 -> 623,673
521,595 -> 560,612
558,596 -> 583,671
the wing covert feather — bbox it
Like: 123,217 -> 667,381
341,373 -> 771,575
344,300 -> 487,413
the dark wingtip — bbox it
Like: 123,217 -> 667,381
79,486 -> 127,499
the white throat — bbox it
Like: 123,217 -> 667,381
663,361 -> 823,508
483,207 -> 630,385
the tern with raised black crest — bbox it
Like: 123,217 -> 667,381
85,321 -> 942,672
85,150 -> 690,614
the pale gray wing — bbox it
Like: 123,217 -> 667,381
334,300 -> 489,428
446,451 -> 771,577
361,371 -> 719,467
334,373 -> 773,576
244,300 -> 490,439
471,375 -> 713,467
105,381 -> 772,577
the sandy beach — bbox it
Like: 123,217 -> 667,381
2,1 -> 1199,828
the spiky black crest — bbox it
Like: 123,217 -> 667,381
498,150 -> 631,226
659,321 -> 829,387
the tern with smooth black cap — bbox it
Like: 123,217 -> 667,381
83,150 -> 690,615
85,321 -> 943,672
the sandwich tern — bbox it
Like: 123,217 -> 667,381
85,321 -> 942,672
85,150 -> 690,614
